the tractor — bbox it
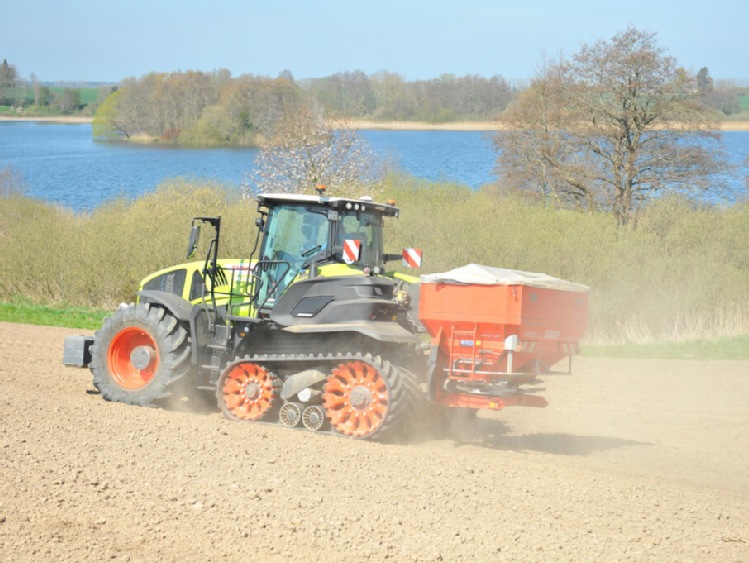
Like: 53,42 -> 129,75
66,188 -> 426,440
64,188 -> 590,441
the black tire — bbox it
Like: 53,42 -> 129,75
323,353 -> 419,442
90,303 -> 191,407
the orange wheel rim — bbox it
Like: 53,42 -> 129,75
106,327 -> 159,389
324,361 -> 389,437
221,363 -> 276,420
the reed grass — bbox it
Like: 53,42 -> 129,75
1,175 -> 748,344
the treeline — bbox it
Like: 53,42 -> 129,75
92,69 -> 516,145
2,53 -> 748,144
0,84 -> 99,114
696,67 -> 748,116
0,58 -> 109,115
1,178 -> 748,343
94,70 -> 306,145
304,70 -> 515,121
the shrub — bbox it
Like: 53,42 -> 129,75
1,177 -> 747,342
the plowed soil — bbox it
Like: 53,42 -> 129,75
1,321 -> 748,561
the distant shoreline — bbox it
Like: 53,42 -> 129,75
2,115 -> 748,131
344,119 -> 749,132
0,115 -> 93,124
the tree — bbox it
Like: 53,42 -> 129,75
696,67 -> 713,95
0,59 -> 16,88
36,85 -> 51,107
57,88 -> 81,114
0,59 -> 18,105
494,26 -> 731,226
370,71 -> 411,119
246,107 -> 378,196
93,90 -> 130,139
494,57 -> 597,210
310,70 -> 376,118
0,166 -> 26,197
697,68 -> 741,115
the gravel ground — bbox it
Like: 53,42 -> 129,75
1,321 -> 748,562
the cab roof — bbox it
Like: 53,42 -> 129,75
256,193 -> 400,217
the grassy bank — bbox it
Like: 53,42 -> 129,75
0,296 -> 108,330
1,177 -> 748,345
1,298 -> 746,360
582,336 -> 749,360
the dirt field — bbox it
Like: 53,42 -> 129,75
1,321 -> 748,561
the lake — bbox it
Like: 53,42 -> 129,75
0,121 -> 746,211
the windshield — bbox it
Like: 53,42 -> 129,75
257,204 -> 329,306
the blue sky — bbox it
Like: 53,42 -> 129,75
2,0 -> 747,83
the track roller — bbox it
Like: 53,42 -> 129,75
302,405 -> 326,431
279,402 -> 303,427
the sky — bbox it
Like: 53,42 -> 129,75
2,0 -> 748,84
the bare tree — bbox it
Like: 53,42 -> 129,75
495,26 -> 732,226
0,166 -> 26,197
246,107 -> 378,196
494,57 -> 599,210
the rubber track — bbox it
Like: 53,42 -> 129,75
242,351 -> 422,442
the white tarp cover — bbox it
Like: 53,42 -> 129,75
421,264 -> 590,293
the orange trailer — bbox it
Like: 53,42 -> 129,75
419,264 -> 589,411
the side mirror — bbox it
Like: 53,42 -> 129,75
255,216 -> 265,231
186,225 -> 201,259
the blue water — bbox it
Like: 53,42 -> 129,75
1,121 -> 746,212
0,122 -> 258,211
361,129 -> 496,189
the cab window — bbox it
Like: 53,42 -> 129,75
142,269 -> 187,298
336,210 -> 383,266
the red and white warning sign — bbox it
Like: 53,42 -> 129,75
343,239 -> 362,264
402,248 -> 422,268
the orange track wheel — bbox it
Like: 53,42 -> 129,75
324,360 -> 390,438
106,326 -> 159,390
218,362 -> 278,421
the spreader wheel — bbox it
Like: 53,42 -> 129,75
90,303 -> 190,407
323,354 -> 410,440
217,359 -> 281,421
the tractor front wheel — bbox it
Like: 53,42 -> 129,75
90,303 -> 191,406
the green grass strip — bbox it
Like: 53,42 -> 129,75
582,335 -> 749,361
2,297 -> 748,360
0,297 -> 108,331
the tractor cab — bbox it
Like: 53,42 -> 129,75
181,191 -> 406,324
253,192 -> 400,309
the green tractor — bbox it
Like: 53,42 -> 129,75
65,190 -> 425,441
